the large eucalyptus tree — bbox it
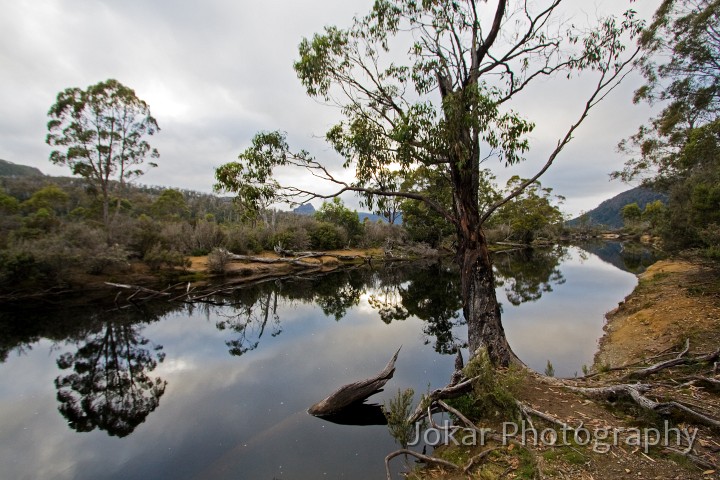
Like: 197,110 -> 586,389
47,79 -> 160,230
216,0 -> 643,366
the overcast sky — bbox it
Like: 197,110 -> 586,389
0,0 -> 661,217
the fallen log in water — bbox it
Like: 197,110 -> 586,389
308,347 -> 401,416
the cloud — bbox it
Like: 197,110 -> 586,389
1,0 -> 660,212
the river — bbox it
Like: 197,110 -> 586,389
0,243 -> 656,479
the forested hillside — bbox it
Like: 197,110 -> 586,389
567,187 -> 667,229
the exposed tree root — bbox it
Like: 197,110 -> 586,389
407,376 -> 478,423
387,395 -> 534,480
566,382 -> 720,430
384,449 -> 459,480
624,347 -> 720,380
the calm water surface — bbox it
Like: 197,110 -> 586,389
0,243 -> 654,479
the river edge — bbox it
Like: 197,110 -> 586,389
413,256 -> 720,479
596,256 -> 720,369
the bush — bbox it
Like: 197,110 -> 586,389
143,242 -> 191,271
446,349 -> 523,421
361,221 -> 406,248
309,222 -> 346,250
188,219 -> 226,255
207,247 -> 232,274
0,223 -> 130,288
225,225 -> 262,255
269,227 -> 310,252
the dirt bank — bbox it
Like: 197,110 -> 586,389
409,256 -> 720,479
597,258 -> 720,369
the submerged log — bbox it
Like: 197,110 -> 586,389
308,347 -> 401,416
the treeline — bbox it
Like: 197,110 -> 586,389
0,175 -> 405,292
0,169 -> 570,293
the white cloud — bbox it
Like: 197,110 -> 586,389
1,0 -> 661,212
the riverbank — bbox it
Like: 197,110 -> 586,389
596,257 -> 720,368
412,255 -> 720,479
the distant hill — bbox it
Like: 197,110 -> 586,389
567,186 -> 667,229
358,212 -> 387,223
292,203 -> 316,215
292,202 -> 393,223
0,159 -> 44,177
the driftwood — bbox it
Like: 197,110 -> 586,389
308,347 -> 401,416
223,249 -> 373,266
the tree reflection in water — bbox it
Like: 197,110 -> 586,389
54,310 -> 167,438
215,286 -> 282,356
205,249 -> 570,358
493,246 -> 567,306
0,245 -> 618,438
371,262 -> 465,354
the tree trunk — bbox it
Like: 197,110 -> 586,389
458,228 -> 520,367
101,188 -> 110,231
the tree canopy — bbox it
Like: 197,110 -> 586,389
216,0 -> 643,366
615,0 -> 720,251
46,79 -> 159,228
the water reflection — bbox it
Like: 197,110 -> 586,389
0,243 -> 654,439
315,402 -> 388,426
0,243 -> 652,479
382,263 -> 464,354
575,240 -> 662,274
214,288 -> 282,356
55,318 -> 167,438
494,246 -> 567,306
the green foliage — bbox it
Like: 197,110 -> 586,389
0,223 -> 130,288
621,202 -> 642,226
616,1 -> 720,251
46,79 -> 159,227
447,349 -> 522,421
544,360 -> 555,377
0,251 -> 49,288
143,243 -> 190,271
383,388 -> 416,448
22,184 -> 69,214
492,177 -> 564,243
315,198 -> 362,245
399,166 -> 454,248
566,187 -> 667,230
0,190 -> 20,214
151,189 -> 189,220
309,222 -> 345,250
216,0 -> 641,244
641,200 -> 666,230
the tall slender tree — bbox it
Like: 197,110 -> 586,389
47,79 -> 159,230
216,1 -> 643,366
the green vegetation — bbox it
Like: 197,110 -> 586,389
215,0 -> 642,366
0,172 -> 408,294
384,388 -> 417,448
46,79 -> 160,229
447,349 -> 524,421
615,0 -> 720,255
566,186 -> 667,230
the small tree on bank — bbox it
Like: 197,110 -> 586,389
216,1 -> 643,366
46,79 -> 160,230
